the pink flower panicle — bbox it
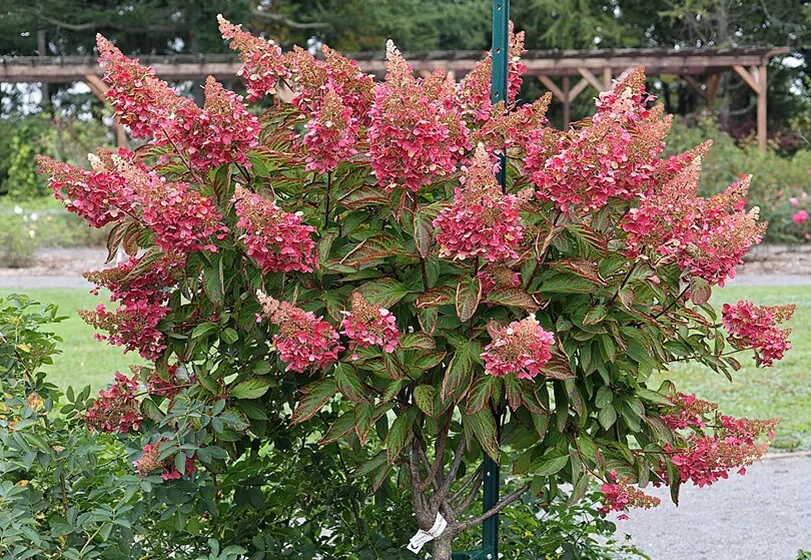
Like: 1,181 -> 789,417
481,316 -> 554,380
661,393 -> 717,430
115,157 -> 227,254
134,439 -> 196,480
658,393 -> 778,487
793,210 -> 808,224
598,470 -> 661,519
477,94 -> 552,156
722,300 -> 794,367
79,301 -> 168,360
457,22 -> 526,122
320,45 -> 375,123
258,293 -> 343,373
622,158 -> 765,286
217,15 -> 289,101
85,371 -> 143,434
679,177 -> 765,286
36,154 -> 128,228
532,68 -> 668,214
232,187 -> 318,274
340,292 -> 400,353
434,145 -> 524,262
368,41 -> 470,192
84,252 -> 185,307
186,76 -> 261,170
97,35 -> 197,140
302,88 -> 360,173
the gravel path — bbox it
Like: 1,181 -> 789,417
617,454 -> 811,560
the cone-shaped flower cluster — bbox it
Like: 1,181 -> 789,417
481,316 -> 554,379
84,252 -> 184,307
658,392 -> 777,487
233,187 -> 318,274
302,89 -> 359,173
218,15 -> 289,101
85,371 -> 143,433
36,152 -> 129,228
259,293 -> 343,373
457,22 -> 526,122
79,301 -> 168,360
530,68 -> 669,214
434,145 -> 524,262
368,41 -> 470,191
722,300 -> 794,367
340,292 -> 400,353
598,470 -> 661,519
98,36 -> 260,172
622,149 -> 765,286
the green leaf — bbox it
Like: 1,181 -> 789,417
465,375 -> 496,415
335,363 -> 369,404
221,327 -> 239,345
533,453 -> 569,477
231,379 -> 270,400
203,257 -> 224,307
598,405 -> 618,430
595,386 -> 614,409
486,288 -> 540,311
504,374 -> 523,410
455,276 -> 482,322
400,332 -> 436,350
465,409 -> 500,460
441,341 -> 480,401
355,278 -> 409,308
411,350 -> 446,372
191,322 -> 218,340
386,408 -> 417,463
341,234 -> 400,268
319,230 -> 339,264
291,380 -> 338,424
635,387 -> 672,406
583,305 -> 608,326
413,385 -> 436,417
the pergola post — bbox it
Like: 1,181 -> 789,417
757,65 -> 767,150
732,64 -> 768,150
562,75 -> 571,129
84,74 -> 127,148
603,68 -> 612,89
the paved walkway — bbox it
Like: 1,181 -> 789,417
617,454 -> 811,560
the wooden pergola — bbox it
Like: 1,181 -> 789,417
0,46 -> 788,149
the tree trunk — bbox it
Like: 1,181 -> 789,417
431,534 -> 454,560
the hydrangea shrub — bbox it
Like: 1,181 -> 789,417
35,18 -> 792,558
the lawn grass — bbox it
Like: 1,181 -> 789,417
0,288 -> 144,391
2,285 -> 809,449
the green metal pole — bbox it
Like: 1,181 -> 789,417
485,0 -> 509,558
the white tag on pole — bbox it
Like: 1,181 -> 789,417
407,512 -> 448,554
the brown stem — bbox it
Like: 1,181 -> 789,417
432,436 -> 467,507
654,285 -> 691,319
454,482 -> 531,534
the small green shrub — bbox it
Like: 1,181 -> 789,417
0,213 -> 40,268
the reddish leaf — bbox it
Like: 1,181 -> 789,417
540,356 -> 575,380
456,276 -> 482,322
486,288 -> 541,311
689,276 -> 712,305
413,210 -> 435,259
341,234 -> 400,268
291,379 -> 338,424
355,278 -> 409,308
416,286 -> 455,309
550,259 -> 607,287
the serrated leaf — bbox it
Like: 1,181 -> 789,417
413,385 -> 436,417
418,307 -> 439,334
533,453 -> 569,476
335,363 -> 369,404
319,230 -> 339,264
416,286 -> 455,308
504,374 -> 523,410
411,350 -> 446,372
465,375 -> 496,415
540,355 -> 575,380
485,288 -> 540,310
598,405 -> 618,430
400,332 -> 436,350
441,341 -> 479,401
231,379 -> 270,400
549,259 -> 607,287
355,278 -> 409,308
465,409 -> 500,460
291,380 -> 338,424
583,305 -> 608,326
341,234 -> 400,268
414,211 -> 435,259
456,276 -> 482,322
386,408 -> 417,463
